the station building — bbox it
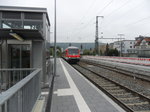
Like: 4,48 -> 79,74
0,6 -> 50,89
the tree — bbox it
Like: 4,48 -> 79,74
80,44 -> 83,50
83,49 -> 90,55
113,48 -> 119,56
105,43 -> 109,56
69,43 -> 71,46
107,48 -> 119,56
56,46 -> 62,57
49,46 -> 62,57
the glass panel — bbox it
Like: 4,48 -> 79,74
68,49 -> 79,55
0,44 -> 2,68
9,45 -> 30,68
21,45 -> 30,68
2,11 -> 21,19
8,45 -> 31,87
2,20 -> 22,29
23,21 -> 43,31
24,12 -> 43,20
10,45 -> 21,68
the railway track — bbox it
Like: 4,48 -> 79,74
72,62 -> 150,112
81,59 -> 150,82
79,60 -> 150,97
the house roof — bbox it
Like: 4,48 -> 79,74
144,38 -> 150,42
135,37 -> 150,46
135,40 -> 142,46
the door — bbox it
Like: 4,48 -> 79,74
8,44 -> 31,86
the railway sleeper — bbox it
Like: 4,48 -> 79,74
107,89 -> 125,93
118,97 -> 140,101
126,101 -> 149,106
135,110 -> 150,112
99,83 -> 114,85
103,86 -> 120,90
128,103 -> 150,112
101,84 -> 116,87
112,92 -> 132,96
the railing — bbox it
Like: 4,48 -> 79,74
0,68 -> 36,91
0,68 -> 41,112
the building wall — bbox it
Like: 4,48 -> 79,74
99,44 -> 106,55
135,38 -> 150,57
1,41 -> 8,68
0,45 -> 1,68
122,40 -> 136,53
113,40 -> 136,55
32,41 -> 46,84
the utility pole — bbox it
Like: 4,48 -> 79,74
95,16 -> 104,56
118,34 -> 125,57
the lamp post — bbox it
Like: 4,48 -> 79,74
54,0 -> 57,77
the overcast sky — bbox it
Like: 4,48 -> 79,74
1,0 -> 150,43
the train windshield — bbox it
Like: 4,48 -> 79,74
68,49 -> 79,55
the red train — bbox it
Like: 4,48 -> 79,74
62,46 -> 80,62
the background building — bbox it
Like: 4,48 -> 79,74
113,40 -> 136,57
135,36 -> 150,57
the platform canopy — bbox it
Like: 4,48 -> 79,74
0,29 -> 43,40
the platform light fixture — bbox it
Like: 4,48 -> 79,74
9,33 -> 24,41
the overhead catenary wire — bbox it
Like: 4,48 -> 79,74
72,0 -> 114,38
103,0 -> 146,27
78,0 -> 114,30
99,0 -> 150,41
69,0 -> 98,37
68,0 -> 149,42
125,16 -> 150,26
102,0 -> 132,27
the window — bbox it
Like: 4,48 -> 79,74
130,46 -> 132,48
2,11 -> 21,19
9,44 -> 31,68
2,20 -> 22,29
68,49 -> 79,55
24,12 -> 43,20
23,21 -> 43,31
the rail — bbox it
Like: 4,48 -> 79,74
0,68 -> 41,112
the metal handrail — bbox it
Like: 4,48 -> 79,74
0,68 -> 41,112
0,68 -> 36,71
0,69 -> 41,105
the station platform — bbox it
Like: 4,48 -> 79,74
51,58 -> 125,112
83,56 -> 150,66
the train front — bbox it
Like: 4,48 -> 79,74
67,47 -> 80,62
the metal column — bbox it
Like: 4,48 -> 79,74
95,16 -> 103,55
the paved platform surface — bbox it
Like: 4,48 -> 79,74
84,56 -> 150,66
82,56 -> 150,76
51,58 -> 125,112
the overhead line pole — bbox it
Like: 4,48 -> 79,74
95,16 -> 104,56
118,34 -> 125,57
